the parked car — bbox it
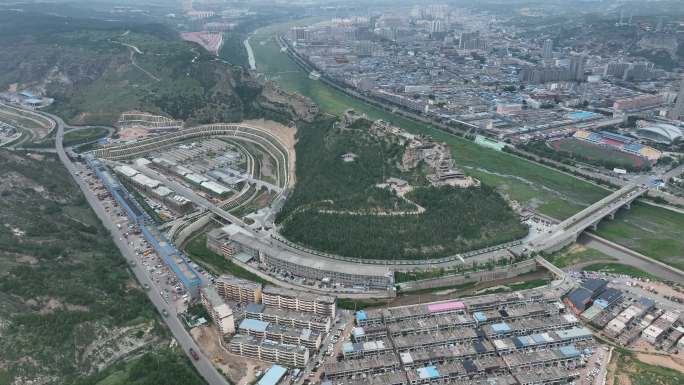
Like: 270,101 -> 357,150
189,348 -> 199,361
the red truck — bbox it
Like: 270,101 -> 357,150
189,348 -> 199,361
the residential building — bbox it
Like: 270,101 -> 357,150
262,286 -> 336,319
200,286 -> 235,335
215,274 -> 263,304
228,334 -> 309,367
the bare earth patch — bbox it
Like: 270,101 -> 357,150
242,118 -> 297,187
636,353 -> 684,374
118,126 -> 149,141
39,297 -> 89,314
191,325 -> 270,384
15,255 -> 38,265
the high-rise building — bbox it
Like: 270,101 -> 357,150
569,55 -> 586,82
430,19 -> 445,33
669,77 -> 684,120
604,61 -> 654,81
459,31 -> 487,51
228,334 -> 310,367
289,27 -> 312,42
542,39 -> 553,59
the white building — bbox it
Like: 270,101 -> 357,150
201,286 -> 236,336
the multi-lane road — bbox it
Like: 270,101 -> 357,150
52,113 -> 230,385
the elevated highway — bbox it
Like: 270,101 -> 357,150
533,177 -> 650,253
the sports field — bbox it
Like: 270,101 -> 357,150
552,137 -> 646,168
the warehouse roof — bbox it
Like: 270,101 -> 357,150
581,279 -> 607,295
114,165 -> 138,178
201,180 -> 231,195
567,288 -> 593,311
131,173 -> 160,188
257,365 -> 287,385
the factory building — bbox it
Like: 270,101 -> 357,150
605,298 -> 655,338
200,180 -> 231,198
323,353 -> 401,379
564,279 -> 607,314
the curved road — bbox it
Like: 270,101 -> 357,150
51,112 -> 230,385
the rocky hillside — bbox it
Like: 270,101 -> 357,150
0,11 -> 300,126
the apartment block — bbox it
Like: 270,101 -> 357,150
262,286 -> 336,319
200,286 -> 235,335
238,318 -> 322,351
215,274 -> 263,304
228,334 -> 309,367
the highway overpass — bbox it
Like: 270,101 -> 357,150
533,180 -> 649,253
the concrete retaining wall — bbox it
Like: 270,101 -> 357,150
174,213 -> 213,245
397,259 -> 539,292
230,257 -> 396,299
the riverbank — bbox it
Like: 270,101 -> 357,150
250,19 -> 684,279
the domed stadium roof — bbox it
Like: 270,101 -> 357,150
635,124 -> 683,144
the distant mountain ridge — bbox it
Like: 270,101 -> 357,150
0,11 -> 304,126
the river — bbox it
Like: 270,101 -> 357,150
243,37 -> 256,70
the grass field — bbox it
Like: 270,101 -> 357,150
547,246 -> 617,268
552,137 -> 645,168
184,232 -> 267,284
251,21 -> 609,220
582,262 -> 656,280
63,127 -> 109,146
612,352 -> 684,385
508,278 -> 551,290
594,203 -> 684,271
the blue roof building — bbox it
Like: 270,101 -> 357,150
417,366 -> 440,379
239,319 -> 270,333
560,345 -> 580,358
257,365 -> 287,385
473,312 -> 487,322
245,303 -> 266,314
491,322 -> 511,333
